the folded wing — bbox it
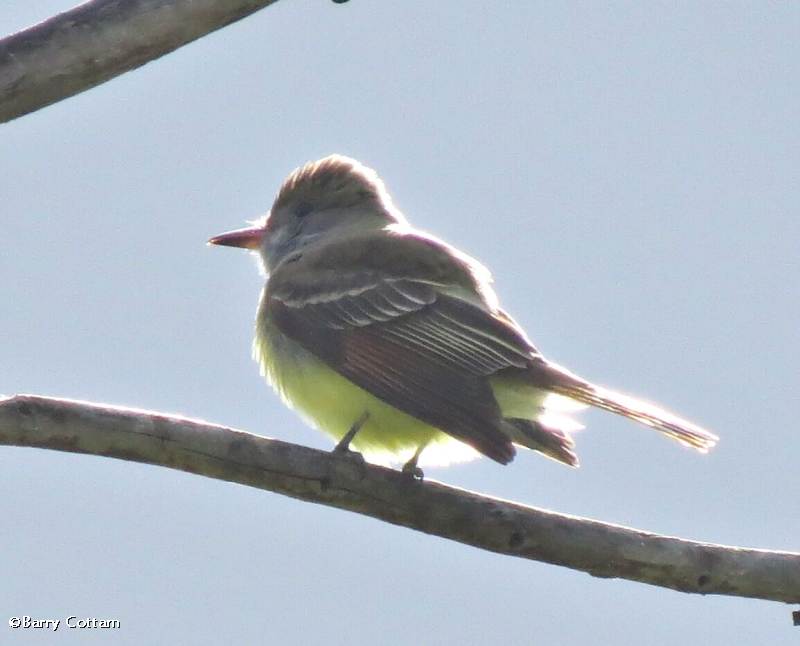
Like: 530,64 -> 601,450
268,271 -> 540,464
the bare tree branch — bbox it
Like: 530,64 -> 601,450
1,394 -> 798,604
0,0 -> 283,124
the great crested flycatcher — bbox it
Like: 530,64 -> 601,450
210,155 -> 717,475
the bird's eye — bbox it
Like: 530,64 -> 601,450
295,202 -> 314,218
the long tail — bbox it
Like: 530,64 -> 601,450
536,362 -> 718,452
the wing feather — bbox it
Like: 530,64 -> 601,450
268,275 -> 538,463
265,232 -> 545,464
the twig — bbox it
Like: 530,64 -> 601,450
0,0 -> 281,123
1,394 -> 798,604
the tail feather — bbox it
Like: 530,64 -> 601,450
503,418 -> 579,467
539,363 -> 718,452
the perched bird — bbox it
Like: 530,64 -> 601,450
210,155 -> 717,476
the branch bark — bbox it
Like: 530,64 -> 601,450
0,0 -> 282,124
1,394 -> 798,604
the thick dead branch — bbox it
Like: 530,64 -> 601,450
1,394 -> 798,603
0,0 -> 282,123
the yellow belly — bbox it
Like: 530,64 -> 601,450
254,316 -> 479,466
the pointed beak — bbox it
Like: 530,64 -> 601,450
208,225 -> 265,250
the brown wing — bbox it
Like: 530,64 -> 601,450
268,277 -> 541,464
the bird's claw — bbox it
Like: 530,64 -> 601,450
402,462 -> 424,481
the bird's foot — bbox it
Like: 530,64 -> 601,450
401,446 -> 426,481
333,442 -> 362,457
401,462 -> 424,481
332,437 -> 367,475
333,446 -> 367,469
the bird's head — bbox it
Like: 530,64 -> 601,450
209,155 -> 405,272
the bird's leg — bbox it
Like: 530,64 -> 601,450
401,445 -> 426,480
334,411 -> 370,454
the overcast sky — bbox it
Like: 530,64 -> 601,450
1,1 -> 798,644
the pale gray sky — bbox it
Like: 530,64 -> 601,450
1,1 -> 798,644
